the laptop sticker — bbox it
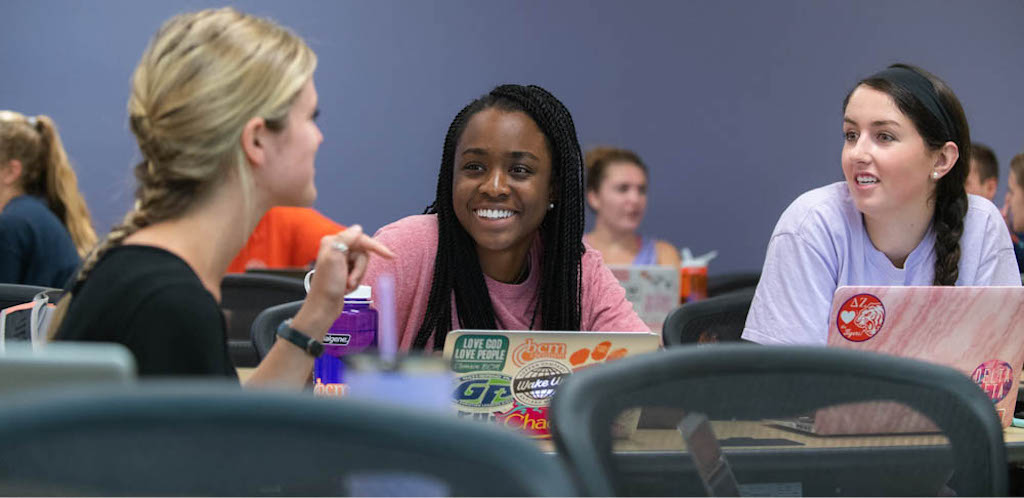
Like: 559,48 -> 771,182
496,404 -> 550,437
836,293 -> 885,342
453,372 -> 514,413
511,338 -> 567,367
971,359 -> 1014,403
512,360 -> 571,407
450,335 -> 509,373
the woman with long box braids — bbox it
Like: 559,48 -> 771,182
364,84 -> 648,351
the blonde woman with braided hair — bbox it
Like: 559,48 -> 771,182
53,8 -> 393,386
0,111 -> 97,287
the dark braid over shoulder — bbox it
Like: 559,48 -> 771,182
414,84 -> 585,350
932,183 -> 967,285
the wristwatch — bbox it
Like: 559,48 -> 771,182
276,319 -> 324,357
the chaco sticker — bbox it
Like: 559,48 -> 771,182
512,360 -> 572,407
452,372 -> 514,413
836,293 -> 885,342
451,335 -> 509,373
971,359 -> 1014,404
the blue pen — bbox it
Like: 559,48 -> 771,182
1012,418 -> 1024,429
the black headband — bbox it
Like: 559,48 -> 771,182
870,66 -> 956,141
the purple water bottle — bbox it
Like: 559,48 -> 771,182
312,285 -> 377,397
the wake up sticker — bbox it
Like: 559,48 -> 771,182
971,360 -> 1014,404
836,293 -> 885,342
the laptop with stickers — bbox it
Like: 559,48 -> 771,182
607,265 -> 680,331
777,285 -> 1024,435
442,330 -> 661,438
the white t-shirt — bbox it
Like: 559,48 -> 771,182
742,182 -> 1021,346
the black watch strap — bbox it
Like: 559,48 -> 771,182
276,319 -> 324,357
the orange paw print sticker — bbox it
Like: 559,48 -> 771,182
570,341 -> 629,371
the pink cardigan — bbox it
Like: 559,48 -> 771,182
363,215 -> 648,351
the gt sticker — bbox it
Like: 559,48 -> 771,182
451,335 -> 509,373
836,293 -> 885,342
972,360 -> 1014,404
452,373 -> 514,412
512,360 -> 571,407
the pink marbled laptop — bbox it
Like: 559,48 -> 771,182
801,285 -> 1024,435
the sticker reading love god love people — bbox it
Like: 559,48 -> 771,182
450,335 -> 509,373
971,359 -> 1015,404
836,293 -> 885,342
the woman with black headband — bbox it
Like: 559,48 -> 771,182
742,63 -> 1020,345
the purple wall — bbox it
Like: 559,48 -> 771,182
2,0 -> 1023,272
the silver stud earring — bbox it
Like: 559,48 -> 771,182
548,202 -> 555,210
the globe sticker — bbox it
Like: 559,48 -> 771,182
836,293 -> 885,342
971,360 -> 1014,404
512,360 -> 571,407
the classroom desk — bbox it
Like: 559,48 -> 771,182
229,369 -> 1023,493
545,421 -> 1024,495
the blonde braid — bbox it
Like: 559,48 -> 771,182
48,7 -> 316,341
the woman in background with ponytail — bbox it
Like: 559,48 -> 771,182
742,63 -> 1020,346
51,8 -> 392,384
0,111 -> 97,287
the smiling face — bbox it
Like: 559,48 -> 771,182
452,107 -> 553,262
261,78 -> 323,207
841,85 -> 942,218
587,162 -> 647,233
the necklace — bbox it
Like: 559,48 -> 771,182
511,258 -> 530,285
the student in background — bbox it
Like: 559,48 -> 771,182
964,142 -> 998,202
0,111 -> 96,287
228,206 -> 344,273
582,146 -> 681,267
743,64 -> 1019,346
52,8 -> 392,384
363,85 -> 647,351
1002,153 -> 1024,273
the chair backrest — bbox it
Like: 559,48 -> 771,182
0,382 -> 577,496
0,284 -> 58,310
220,274 -> 306,367
662,287 -> 755,346
550,345 -> 1007,496
706,272 -> 759,298
0,342 -> 135,396
250,300 -> 303,360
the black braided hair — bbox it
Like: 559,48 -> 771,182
844,63 -> 971,286
413,84 -> 585,350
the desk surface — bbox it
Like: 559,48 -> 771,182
610,422 -> 1024,451
235,366 -> 1024,458
536,421 -> 1024,455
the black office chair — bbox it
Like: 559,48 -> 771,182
220,274 -> 306,368
0,381 -> 577,496
662,287 -> 755,345
0,284 -> 58,310
550,345 -> 1007,496
250,300 -> 303,360
706,272 -> 760,298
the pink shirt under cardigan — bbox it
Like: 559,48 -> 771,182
363,215 -> 649,351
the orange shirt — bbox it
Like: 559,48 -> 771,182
227,207 -> 344,273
